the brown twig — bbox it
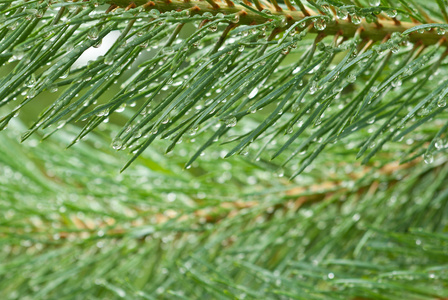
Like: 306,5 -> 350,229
108,0 -> 448,46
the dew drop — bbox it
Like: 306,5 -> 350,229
87,27 -> 99,40
60,69 -> 70,79
281,47 -> 290,55
35,9 -> 44,18
27,88 -> 37,98
225,116 -> 237,127
435,138 -> 444,149
437,97 -> 447,108
386,9 -> 397,18
248,87 -> 258,99
369,0 -> 380,7
112,140 -> 122,150
314,19 -> 326,31
309,82 -> 318,95
351,15 -> 362,25
49,85 -> 58,93
347,73 -> 356,83
423,153 -> 434,164
337,8 -> 348,20
163,46 -> 174,54
366,116 -> 376,124
27,74 -> 36,87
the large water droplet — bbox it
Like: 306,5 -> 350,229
27,74 -> 36,87
386,9 -> 397,18
248,87 -> 258,99
435,138 -> 444,149
314,19 -> 326,31
87,27 -> 99,40
337,8 -> 348,20
225,116 -> 237,127
423,153 -> 434,164
351,15 -> 362,25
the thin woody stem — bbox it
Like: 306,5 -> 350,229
108,0 -> 448,46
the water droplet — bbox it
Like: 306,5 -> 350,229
87,27 -> 99,40
309,81 -> 318,95
96,108 -> 109,117
337,8 -> 348,20
104,55 -> 114,65
12,49 -> 24,60
351,15 -> 362,25
150,9 -> 161,17
366,116 -> 376,124
225,116 -> 237,127
281,47 -> 290,55
239,147 -> 249,156
437,97 -> 447,107
163,46 -> 174,54
435,138 -> 444,149
189,126 -> 198,135
329,72 -> 339,82
35,9 -> 44,18
112,140 -> 122,150
27,88 -> 37,98
423,153 -> 434,164
391,46 -> 399,53
404,67 -> 413,76
391,78 -> 402,88
49,85 -> 58,93
347,73 -> 356,83
248,87 -> 258,99
60,69 -> 70,79
203,12 -> 213,19
279,16 -> 288,27
437,27 -> 446,35
369,0 -> 380,7
386,9 -> 397,18
314,19 -> 326,31
27,74 -> 36,87
8,21 -> 19,31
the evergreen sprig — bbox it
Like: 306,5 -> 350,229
1,120 -> 448,299
1,0 -> 448,177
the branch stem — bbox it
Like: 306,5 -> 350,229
108,0 -> 448,46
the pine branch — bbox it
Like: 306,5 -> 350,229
2,120 -> 448,299
109,0 -> 448,46
1,0 -> 448,177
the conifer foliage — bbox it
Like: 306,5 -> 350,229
1,0 -> 448,173
1,0 -> 448,299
